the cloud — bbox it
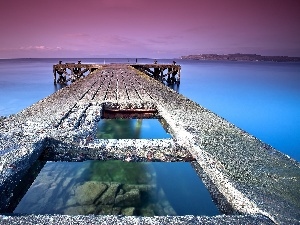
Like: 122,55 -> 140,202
19,46 -> 62,51
0,46 -> 64,58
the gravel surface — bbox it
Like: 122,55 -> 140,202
0,214 -> 274,225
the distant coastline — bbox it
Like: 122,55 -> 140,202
180,53 -> 300,62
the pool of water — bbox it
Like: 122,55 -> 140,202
13,160 -> 220,216
96,118 -> 172,139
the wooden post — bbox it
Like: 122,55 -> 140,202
160,68 -> 164,81
53,67 -> 57,84
178,67 -> 181,84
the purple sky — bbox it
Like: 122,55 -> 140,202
1,0 -> 300,58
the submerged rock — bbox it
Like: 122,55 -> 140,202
115,189 -> 141,207
96,205 -> 113,215
122,184 -> 156,193
96,182 -> 120,205
121,207 -> 136,216
74,181 -> 107,205
64,204 -> 97,215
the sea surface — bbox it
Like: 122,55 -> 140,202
0,58 -> 299,162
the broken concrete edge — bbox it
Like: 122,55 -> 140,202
40,138 -> 193,162
0,138 -> 46,212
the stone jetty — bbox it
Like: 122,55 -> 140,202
0,63 -> 299,224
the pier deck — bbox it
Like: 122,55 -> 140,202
53,62 -> 181,84
0,64 -> 299,224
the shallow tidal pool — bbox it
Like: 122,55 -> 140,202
13,160 -> 220,216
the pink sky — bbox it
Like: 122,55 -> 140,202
0,0 -> 299,58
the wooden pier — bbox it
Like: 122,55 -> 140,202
53,61 -> 101,84
53,61 -> 181,85
0,63 -> 299,224
131,63 -> 181,84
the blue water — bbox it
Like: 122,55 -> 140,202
13,160 -> 220,216
97,119 -> 172,139
0,59 -> 55,115
178,60 -> 300,162
0,58 -> 299,161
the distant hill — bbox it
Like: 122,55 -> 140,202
180,53 -> 300,62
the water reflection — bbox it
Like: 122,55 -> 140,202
96,119 -> 171,139
167,83 -> 180,92
53,83 -> 68,92
97,119 -> 142,139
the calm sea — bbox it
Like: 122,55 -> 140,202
0,58 -> 299,162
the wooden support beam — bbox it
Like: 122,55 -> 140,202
130,64 -> 181,85
53,67 -> 57,84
